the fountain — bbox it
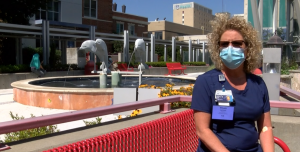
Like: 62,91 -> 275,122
11,38 -> 196,110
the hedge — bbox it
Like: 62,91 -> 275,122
145,62 -> 206,67
0,64 -> 82,74
95,62 -> 206,68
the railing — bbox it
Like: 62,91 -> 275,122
0,95 -> 298,151
274,137 -> 291,152
44,109 -> 291,152
0,96 -> 188,135
44,109 -> 198,152
280,85 -> 300,100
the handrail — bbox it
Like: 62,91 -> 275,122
1,95 -> 300,135
280,86 -> 300,100
274,136 -> 291,152
0,96 -> 184,135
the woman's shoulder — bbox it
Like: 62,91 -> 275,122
196,69 -> 221,83
247,73 -> 267,88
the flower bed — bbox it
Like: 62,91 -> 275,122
139,83 -> 194,108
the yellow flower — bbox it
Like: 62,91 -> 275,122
136,109 -> 142,114
130,113 -> 137,117
189,84 -> 194,87
118,115 -> 122,119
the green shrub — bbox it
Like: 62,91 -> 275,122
183,62 -> 206,66
281,57 -> 299,75
0,64 -> 81,73
146,62 -> 167,67
83,117 -> 102,126
0,64 -> 31,73
145,62 -> 206,67
3,112 -> 59,143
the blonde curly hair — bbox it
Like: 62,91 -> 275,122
208,14 -> 262,73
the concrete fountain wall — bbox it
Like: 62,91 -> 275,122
11,75 -> 197,110
11,76 -> 113,110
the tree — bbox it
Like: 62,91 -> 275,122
0,0 -> 48,25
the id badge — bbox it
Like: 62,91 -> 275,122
215,90 -> 234,103
212,105 -> 234,120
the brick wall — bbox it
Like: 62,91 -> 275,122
82,0 -> 113,33
113,12 -> 148,22
80,0 -> 148,52
112,11 -> 148,37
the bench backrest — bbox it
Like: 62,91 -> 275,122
166,62 -> 182,68
118,63 -> 129,71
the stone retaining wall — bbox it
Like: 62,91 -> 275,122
280,70 -> 300,92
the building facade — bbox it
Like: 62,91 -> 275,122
148,20 -> 204,40
30,0 -> 148,52
244,0 -> 299,42
5,0 -> 149,65
112,10 -> 148,37
173,2 -> 214,32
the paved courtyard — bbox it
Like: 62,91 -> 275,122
0,72 -> 203,141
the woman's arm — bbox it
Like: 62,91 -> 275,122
194,110 -> 230,152
257,111 -> 274,152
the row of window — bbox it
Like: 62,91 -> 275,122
116,23 -> 136,36
35,0 -> 97,21
35,0 -> 60,21
84,0 -> 97,18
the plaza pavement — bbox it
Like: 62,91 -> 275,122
0,72 -> 203,142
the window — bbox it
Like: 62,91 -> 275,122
116,22 -> 124,34
84,0 -> 97,18
182,11 -> 184,14
36,0 -> 60,21
155,32 -> 162,40
182,21 -> 184,24
182,16 -> 184,19
128,24 -> 135,36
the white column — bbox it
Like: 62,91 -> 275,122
164,45 -> 167,62
150,34 -> 155,62
272,0 -> 278,33
188,39 -> 192,62
145,43 -> 148,62
202,42 -> 205,62
172,37 -> 176,62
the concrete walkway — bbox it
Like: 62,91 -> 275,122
0,89 -> 116,142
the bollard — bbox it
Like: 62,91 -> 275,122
99,74 -> 107,88
111,71 -> 120,87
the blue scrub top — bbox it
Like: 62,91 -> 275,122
191,69 -> 270,152
30,53 -> 40,69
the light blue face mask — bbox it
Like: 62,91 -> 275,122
220,46 -> 245,69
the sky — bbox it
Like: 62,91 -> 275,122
112,0 -> 245,22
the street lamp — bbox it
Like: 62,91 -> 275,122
263,31 -> 284,115
266,31 -> 285,48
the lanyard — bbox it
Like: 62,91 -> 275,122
218,74 -> 226,92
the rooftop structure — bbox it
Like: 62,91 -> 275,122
173,2 -> 214,32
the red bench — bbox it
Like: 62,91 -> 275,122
165,62 -> 187,76
117,63 -> 134,71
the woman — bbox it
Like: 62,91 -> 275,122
191,15 -> 274,152
30,53 -> 46,78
